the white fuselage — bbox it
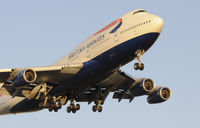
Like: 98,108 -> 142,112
53,9 -> 163,66
0,9 -> 164,115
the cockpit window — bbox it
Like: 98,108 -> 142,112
133,10 -> 146,15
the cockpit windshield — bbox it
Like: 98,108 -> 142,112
133,10 -> 146,15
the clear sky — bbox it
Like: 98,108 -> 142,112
0,0 -> 199,127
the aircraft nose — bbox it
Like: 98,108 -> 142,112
153,16 -> 164,33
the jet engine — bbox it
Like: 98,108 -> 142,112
147,87 -> 172,104
11,69 -> 37,88
131,78 -> 155,96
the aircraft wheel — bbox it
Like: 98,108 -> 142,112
134,63 -> 139,70
98,106 -> 103,112
54,108 -> 58,112
67,106 -> 71,113
72,109 -> 76,113
92,105 -> 97,112
139,63 -> 144,70
76,104 -> 80,110
48,107 -> 53,112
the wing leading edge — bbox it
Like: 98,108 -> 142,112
0,64 -> 83,83
0,63 -> 83,97
76,70 -> 171,105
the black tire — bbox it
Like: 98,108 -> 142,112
92,105 -> 97,112
67,106 -> 71,113
140,63 -> 144,70
54,108 -> 58,112
98,106 -> 103,112
72,109 -> 76,113
48,107 -> 53,112
134,63 -> 139,70
76,104 -> 80,110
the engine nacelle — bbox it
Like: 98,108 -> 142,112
131,78 -> 155,96
147,87 -> 172,104
11,69 -> 37,88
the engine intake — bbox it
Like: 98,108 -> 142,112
131,78 -> 155,96
147,87 -> 172,104
12,69 -> 37,88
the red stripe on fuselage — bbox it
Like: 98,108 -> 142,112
93,18 -> 122,36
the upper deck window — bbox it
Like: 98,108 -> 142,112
133,10 -> 146,15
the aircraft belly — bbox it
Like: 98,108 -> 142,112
10,99 -> 41,114
0,96 -> 40,115
51,32 -> 160,95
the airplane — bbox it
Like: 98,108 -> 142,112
0,9 -> 172,115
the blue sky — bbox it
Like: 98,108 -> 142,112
0,0 -> 199,127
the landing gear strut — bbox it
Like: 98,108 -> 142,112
66,99 -> 80,113
48,96 -> 62,112
39,96 -> 67,113
92,99 -> 104,112
134,50 -> 145,70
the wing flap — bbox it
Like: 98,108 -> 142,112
100,70 -> 136,102
99,70 -> 136,91
75,70 -> 136,103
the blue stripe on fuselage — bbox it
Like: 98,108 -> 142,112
110,22 -> 122,34
50,32 -> 160,95
84,32 -> 160,72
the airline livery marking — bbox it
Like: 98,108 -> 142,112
0,9 -> 170,116
68,35 -> 105,60
68,18 -> 123,60
94,18 -> 122,36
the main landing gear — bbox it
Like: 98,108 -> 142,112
39,96 -> 67,112
66,99 -> 80,113
134,50 -> 145,70
92,99 -> 104,112
91,87 -> 106,113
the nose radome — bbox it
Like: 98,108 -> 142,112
153,16 -> 164,33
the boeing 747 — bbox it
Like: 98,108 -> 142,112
0,9 -> 171,115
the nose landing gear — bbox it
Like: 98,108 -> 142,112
66,99 -> 80,113
134,50 -> 145,70
134,63 -> 144,70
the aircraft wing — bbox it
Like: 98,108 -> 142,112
76,70 -> 138,103
77,70 -> 171,105
0,64 -> 83,83
0,63 -> 83,97
100,70 -> 136,91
